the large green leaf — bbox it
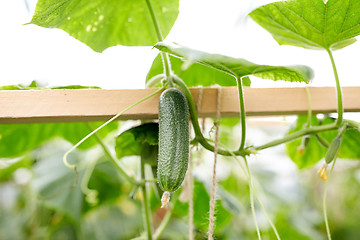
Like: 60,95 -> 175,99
0,80 -> 100,90
115,122 -> 158,160
285,116 -> 327,169
146,54 -> 239,87
0,82 -> 117,158
0,121 -> 118,158
30,0 -> 179,52
32,150 -> 84,222
250,0 -> 360,50
172,180 -> 232,233
0,157 -> 33,182
82,205 -> 141,240
86,160 -> 124,208
155,42 -> 313,83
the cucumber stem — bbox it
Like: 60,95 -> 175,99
161,191 -> 171,208
237,77 -> 247,151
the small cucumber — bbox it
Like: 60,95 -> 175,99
325,137 -> 341,164
324,124 -> 346,164
158,88 -> 189,207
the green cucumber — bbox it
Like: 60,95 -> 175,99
325,137 -> 341,164
324,124 -> 346,164
158,88 -> 189,207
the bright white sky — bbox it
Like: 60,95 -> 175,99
1,0 -> 359,89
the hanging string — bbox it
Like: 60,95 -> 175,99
208,87 -> 222,240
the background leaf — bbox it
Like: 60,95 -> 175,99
87,160 -> 124,207
30,0 -> 179,52
172,179 -> 233,234
82,205 -> 141,240
250,0 -> 360,50
115,122 -> 158,159
146,54 -> 241,87
0,157 -> 33,182
32,150 -> 84,222
0,122 -> 118,158
285,116 -> 327,169
155,42 -> 313,83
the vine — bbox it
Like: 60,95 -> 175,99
25,0 -> 360,239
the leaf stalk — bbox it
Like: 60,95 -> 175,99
326,49 -> 343,126
237,77 -> 247,151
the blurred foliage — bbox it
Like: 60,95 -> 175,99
1,114 -> 360,239
3,0 -> 360,237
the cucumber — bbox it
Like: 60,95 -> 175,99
325,137 -> 341,164
158,88 -> 189,207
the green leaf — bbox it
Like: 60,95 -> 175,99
0,81 -> 44,90
0,122 -> 118,158
30,0 -> 179,52
193,181 -> 232,232
82,205 -> 141,240
86,160 -> 124,208
0,81 -> 100,90
51,85 -> 100,89
285,116 -> 327,169
250,0 -> 360,50
32,150 -> 84,222
0,157 -> 33,182
146,54 -> 238,87
155,42 -> 313,83
115,122 -> 158,160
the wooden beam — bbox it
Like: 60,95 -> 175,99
0,87 -> 359,124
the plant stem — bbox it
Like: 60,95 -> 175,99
315,134 -> 330,148
141,160 -> 153,240
326,49 -> 343,126
174,75 -> 339,156
255,123 -> 337,151
237,77 -> 247,151
145,0 -> 163,41
305,86 -> 312,127
345,119 -> 360,129
244,156 -> 262,240
153,192 -> 180,239
153,209 -> 172,240
145,0 -> 173,87
323,160 -> 337,240
173,75 -> 248,156
86,122 -> 138,186
215,141 -> 281,240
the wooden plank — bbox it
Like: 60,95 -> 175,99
0,87 -> 359,124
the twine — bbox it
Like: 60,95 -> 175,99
208,87 -> 221,240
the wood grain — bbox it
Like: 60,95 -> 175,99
0,87 -> 359,123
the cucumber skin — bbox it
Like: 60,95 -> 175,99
158,88 -> 189,192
